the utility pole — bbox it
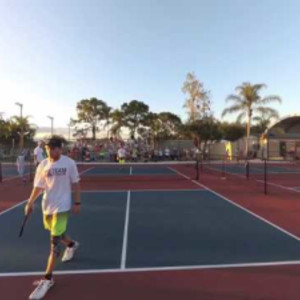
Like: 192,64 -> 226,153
47,116 -> 54,136
15,102 -> 23,118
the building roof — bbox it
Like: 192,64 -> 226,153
267,115 -> 300,139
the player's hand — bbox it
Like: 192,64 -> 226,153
72,204 -> 81,214
25,202 -> 34,216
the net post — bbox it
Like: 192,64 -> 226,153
246,160 -> 250,179
29,155 -> 33,182
221,156 -> 226,180
264,159 -> 267,195
195,159 -> 199,180
0,162 -> 2,183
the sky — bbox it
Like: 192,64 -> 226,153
0,0 -> 299,133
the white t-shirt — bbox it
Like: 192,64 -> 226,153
34,155 -> 80,215
118,148 -> 126,158
34,146 -> 44,163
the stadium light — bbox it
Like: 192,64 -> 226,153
47,116 -> 54,136
15,102 -> 23,118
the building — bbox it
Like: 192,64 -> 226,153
262,115 -> 300,160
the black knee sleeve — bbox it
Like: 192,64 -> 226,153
51,235 -> 62,258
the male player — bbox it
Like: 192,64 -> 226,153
16,148 -> 27,184
33,140 -> 45,167
25,137 -> 81,299
117,144 -> 126,167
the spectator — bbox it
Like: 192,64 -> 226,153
158,148 -> 163,161
164,147 -> 170,160
34,141 -> 45,167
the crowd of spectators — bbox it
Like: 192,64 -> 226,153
66,137 -> 198,162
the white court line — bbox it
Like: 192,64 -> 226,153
0,200 -> 27,217
256,179 -> 300,194
169,167 -> 300,243
2,172 -> 30,182
167,166 -> 191,179
121,191 -> 131,269
3,259 -> 300,277
79,166 -> 96,176
81,188 -> 204,193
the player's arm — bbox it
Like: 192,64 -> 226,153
25,163 -> 45,215
25,187 -> 43,215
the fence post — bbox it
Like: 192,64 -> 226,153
196,159 -> 199,180
0,162 -> 2,183
221,156 -> 226,180
246,161 -> 250,179
264,159 -> 267,195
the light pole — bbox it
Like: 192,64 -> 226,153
47,116 -> 54,136
67,119 -> 71,142
15,102 -> 25,148
15,102 -> 23,118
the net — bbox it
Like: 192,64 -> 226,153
198,155 -> 300,195
77,161 -> 197,184
249,160 -> 300,191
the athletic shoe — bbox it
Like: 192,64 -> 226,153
61,241 -> 79,262
29,279 -> 54,299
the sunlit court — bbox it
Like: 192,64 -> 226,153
1,0 -> 300,299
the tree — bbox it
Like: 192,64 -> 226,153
110,109 -> 125,137
252,107 -> 280,134
182,117 -> 222,153
121,100 -> 149,137
0,118 -> 10,142
143,112 -> 182,148
101,105 -> 112,138
222,82 -> 281,157
73,98 -> 110,140
158,112 -> 182,137
219,122 -> 245,142
9,116 -> 36,148
182,72 -> 211,122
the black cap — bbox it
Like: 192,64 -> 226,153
45,137 -> 62,148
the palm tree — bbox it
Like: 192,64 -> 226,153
222,82 -> 281,157
252,107 -> 280,133
9,116 -> 36,148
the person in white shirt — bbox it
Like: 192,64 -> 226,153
16,148 -> 27,184
34,141 -> 45,167
164,147 -> 170,160
25,137 -> 81,300
117,145 -> 126,166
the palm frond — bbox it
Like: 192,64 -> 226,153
221,104 -> 244,118
225,94 -> 243,103
252,83 -> 267,93
257,95 -> 282,105
255,106 -> 280,119
236,112 -> 246,123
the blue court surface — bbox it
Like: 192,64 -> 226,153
1,190 -> 300,275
